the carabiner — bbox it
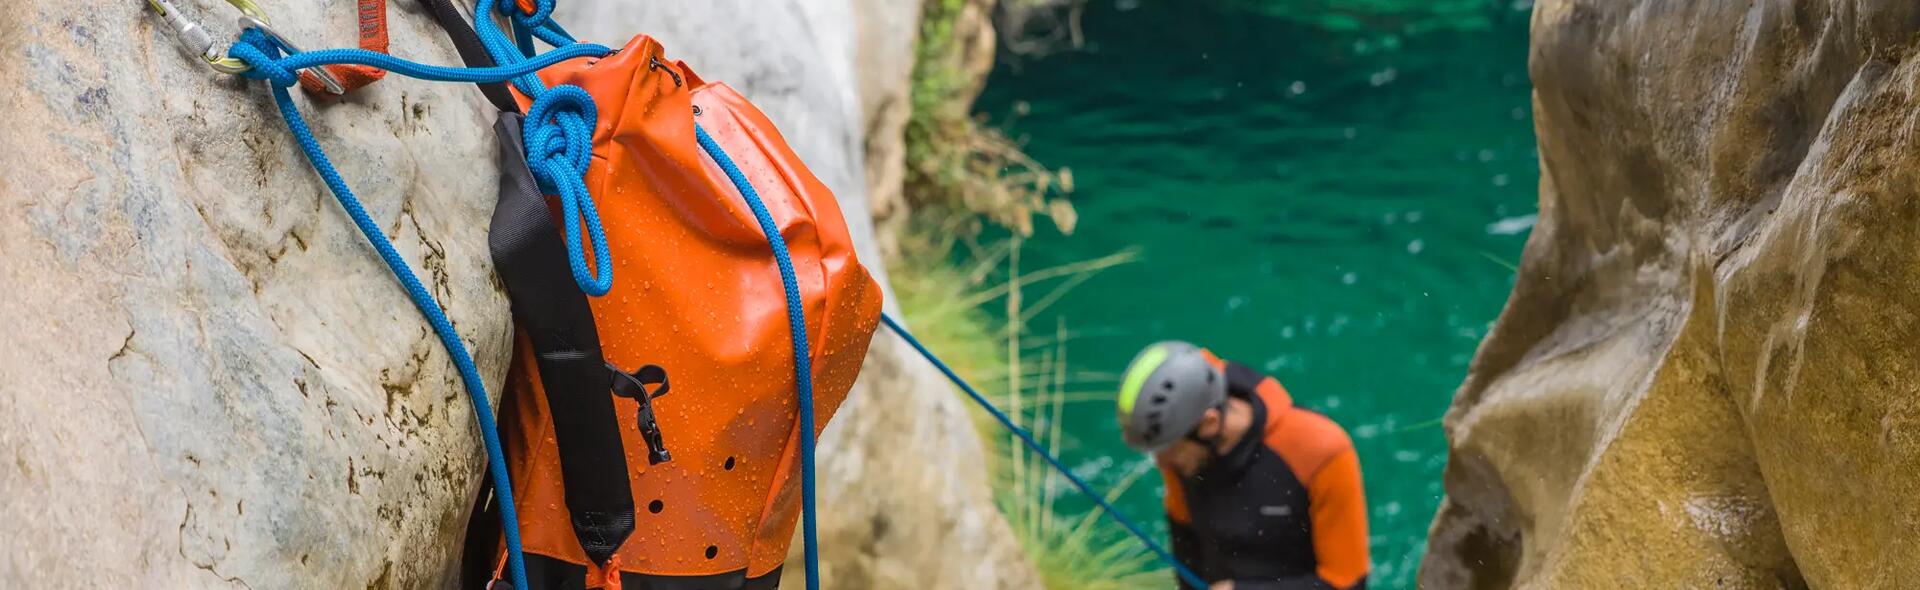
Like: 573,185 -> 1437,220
237,15 -> 346,94
145,0 -> 245,71
142,0 -> 345,94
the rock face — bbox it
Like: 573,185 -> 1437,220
3,2 -> 510,587
856,0 -> 923,258
1,0 -> 1031,588
866,0 -> 1002,256
1423,1 -> 1920,588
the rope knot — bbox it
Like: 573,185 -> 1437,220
522,84 -> 612,296
505,0 -> 557,33
229,29 -> 300,88
523,85 -> 595,179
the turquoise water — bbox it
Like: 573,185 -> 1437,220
975,1 -> 1535,586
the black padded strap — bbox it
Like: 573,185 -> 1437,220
421,0 -> 520,113
489,112 -> 633,566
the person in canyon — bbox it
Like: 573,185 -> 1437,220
1116,341 -> 1370,590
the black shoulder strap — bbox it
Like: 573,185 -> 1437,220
422,0 -> 520,113
489,112 -> 633,566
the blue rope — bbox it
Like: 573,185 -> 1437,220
879,314 -> 1209,588
513,21 -> 538,57
226,26 -> 623,590
232,43 -> 609,84
473,0 -> 562,94
463,0 -> 611,297
227,3 -> 615,298
693,126 -> 822,590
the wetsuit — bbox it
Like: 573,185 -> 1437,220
1160,351 -> 1369,590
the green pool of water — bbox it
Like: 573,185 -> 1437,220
974,1 -> 1535,585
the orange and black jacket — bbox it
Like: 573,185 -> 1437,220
1160,352 -> 1369,590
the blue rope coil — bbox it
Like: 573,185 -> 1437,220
228,23 -> 613,298
469,0 -> 611,296
521,85 -> 612,297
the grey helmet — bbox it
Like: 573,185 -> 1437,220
1116,341 -> 1226,452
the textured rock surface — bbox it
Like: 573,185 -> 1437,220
0,0 -> 1031,588
1,2 -> 510,588
1423,1 -> 1920,588
558,2 -> 1040,588
857,0 -> 923,257
867,0 -> 1002,255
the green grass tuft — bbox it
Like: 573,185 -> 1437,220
889,225 -> 1166,589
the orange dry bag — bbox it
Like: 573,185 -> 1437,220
478,35 -> 883,589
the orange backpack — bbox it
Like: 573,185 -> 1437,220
478,35 -> 883,589
163,0 -> 879,584
165,1 -> 1196,585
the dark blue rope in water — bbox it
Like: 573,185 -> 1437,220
879,314 -> 1208,588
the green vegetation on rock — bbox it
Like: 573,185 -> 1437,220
906,0 -> 1076,237
894,0 -> 1172,587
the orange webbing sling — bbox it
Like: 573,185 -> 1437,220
296,0 -> 388,94
483,34 -> 884,589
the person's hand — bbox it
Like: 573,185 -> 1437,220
1208,582 -> 1234,590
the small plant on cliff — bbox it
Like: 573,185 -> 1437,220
906,0 -> 1076,238
898,0 -> 1173,586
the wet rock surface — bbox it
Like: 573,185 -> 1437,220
2,0 -> 1032,587
3,1 -> 509,587
1424,1 -> 1920,588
